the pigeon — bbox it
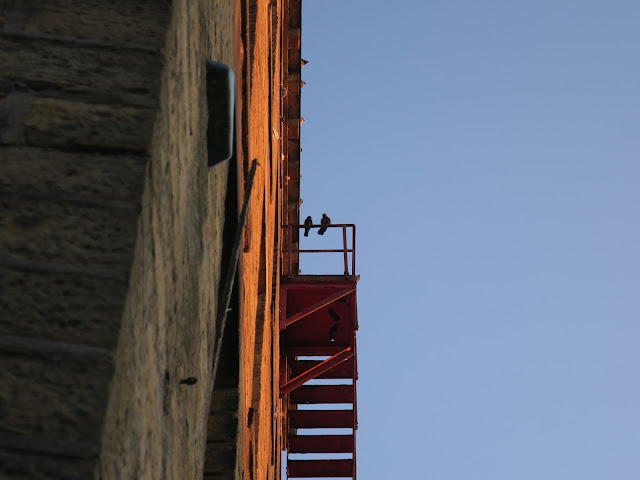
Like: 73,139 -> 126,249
318,213 -> 331,235
303,216 -> 313,236
180,377 -> 198,386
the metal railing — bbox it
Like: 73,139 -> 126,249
283,223 -> 356,276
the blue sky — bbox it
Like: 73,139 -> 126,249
296,1 -> 640,478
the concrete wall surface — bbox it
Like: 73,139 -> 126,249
96,1 -> 238,479
0,0 -> 289,477
0,1 -> 240,478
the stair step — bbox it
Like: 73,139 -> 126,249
290,384 -> 354,404
289,410 -> 354,429
288,459 -> 353,478
284,346 -> 347,357
289,434 -> 354,453
290,358 -> 355,379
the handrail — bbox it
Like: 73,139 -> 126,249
283,223 -> 356,276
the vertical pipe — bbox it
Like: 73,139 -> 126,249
212,158 -> 259,389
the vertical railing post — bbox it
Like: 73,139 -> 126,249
342,225 -> 348,275
288,225 -> 293,275
352,225 -> 356,276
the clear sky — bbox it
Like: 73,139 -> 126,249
297,1 -> 640,479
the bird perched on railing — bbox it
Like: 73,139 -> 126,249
318,213 -> 331,235
303,216 -> 313,236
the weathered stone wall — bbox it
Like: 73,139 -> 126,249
1,0 -> 285,478
0,1 -> 171,478
0,0 -> 238,478
95,1 -> 238,479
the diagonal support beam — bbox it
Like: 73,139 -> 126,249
280,347 -> 353,395
282,287 -> 355,330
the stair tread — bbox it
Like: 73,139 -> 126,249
289,434 -> 354,453
288,459 -> 354,478
289,410 -> 354,429
290,384 -> 354,404
284,346 -> 348,356
290,358 -> 356,379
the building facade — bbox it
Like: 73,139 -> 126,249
0,0 -> 312,478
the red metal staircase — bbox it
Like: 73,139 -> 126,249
280,224 -> 359,479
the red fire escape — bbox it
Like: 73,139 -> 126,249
280,223 -> 359,479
